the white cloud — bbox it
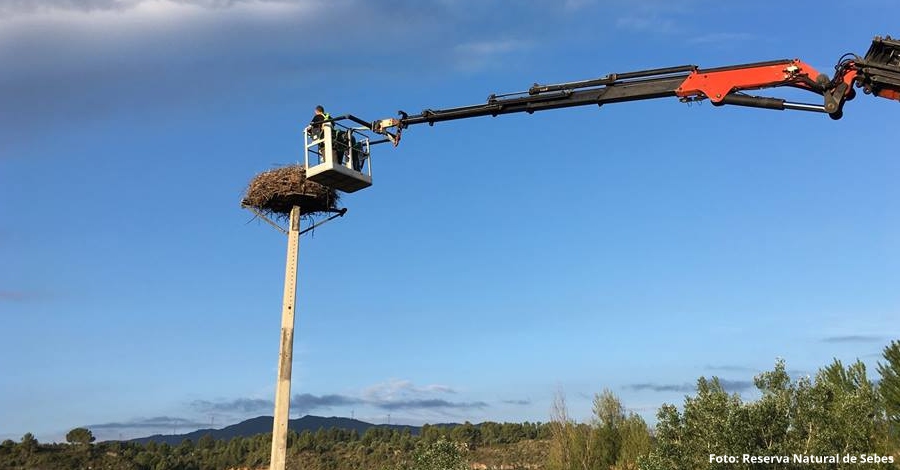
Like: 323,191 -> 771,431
0,0 -> 602,148
362,378 -> 457,402
615,14 -> 680,34
455,38 -> 529,56
563,0 -> 594,11
0,0 -> 312,18
0,0 -> 349,150
0,0 -> 323,52
688,32 -> 757,45
611,0 -> 706,35
452,38 -> 531,72
0,0 -> 322,52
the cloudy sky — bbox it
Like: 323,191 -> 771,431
2,0 -> 898,442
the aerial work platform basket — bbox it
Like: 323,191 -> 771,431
304,117 -> 375,193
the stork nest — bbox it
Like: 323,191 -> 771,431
241,165 -> 339,218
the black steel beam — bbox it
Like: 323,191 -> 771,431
528,65 -> 696,94
400,75 -> 687,127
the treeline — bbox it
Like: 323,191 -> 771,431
2,340 -> 898,470
549,340 -> 900,470
0,421 -> 548,470
638,346 -> 900,469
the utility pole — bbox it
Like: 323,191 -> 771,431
270,205 -> 301,470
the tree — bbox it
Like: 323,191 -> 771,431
805,359 -> 884,457
412,438 -> 468,470
877,340 -> 900,442
549,390 -> 632,470
548,390 -> 585,470
748,360 -> 793,451
19,433 -> 38,457
481,422 -> 500,445
640,358 -> 892,470
592,389 -> 625,467
617,413 -> 652,469
197,433 -> 215,450
419,424 -> 444,444
0,439 -> 15,459
548,389 -> 649,470
638,404 -> 684,470
66,427 -> 96,446
450,421 -> 481,449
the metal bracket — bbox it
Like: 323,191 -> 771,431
300,208 -> 347,235
244,206 -> 348,236
245,206 -> 288,235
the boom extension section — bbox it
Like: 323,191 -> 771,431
372,36 -> 900,145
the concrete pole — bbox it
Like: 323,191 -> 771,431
270,205 -> 301,470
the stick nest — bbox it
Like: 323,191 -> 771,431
241,165 -> 339,217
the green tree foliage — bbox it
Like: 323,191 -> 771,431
18,433 -> 38,458
619,413 -> 653,469
0,439 -> 15,457
640,358 -> 892,470
450,421 -> 481,449
0,421 -> 551,470
411,438 -> 468,470
419,424 -> 445,444
798,360 -> 883,457
878,340 -> 900,442
196,433 -> 214,450
65,427 -> 96,446
549,389 -> 652,470
592,389 -> 626,467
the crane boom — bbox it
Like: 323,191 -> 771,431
301,36 -> 899,193
370,36 -> 900,146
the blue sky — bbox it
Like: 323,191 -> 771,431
2,0 -> 898,442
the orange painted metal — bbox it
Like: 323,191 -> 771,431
876,89 -> 900,100
676,59 -> 825,103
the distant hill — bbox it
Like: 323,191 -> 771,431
128,415 -> 445,446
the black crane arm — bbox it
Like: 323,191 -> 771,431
401,66 -> 692,126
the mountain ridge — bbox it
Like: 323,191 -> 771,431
128,415 -> 455,446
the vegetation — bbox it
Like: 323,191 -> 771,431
0,422 -> 547,470
878,340 -> 900,444
640,357 -> 894,470
2,342 -> 898,470
65,427 -> 95,446
548,389 -> 650,470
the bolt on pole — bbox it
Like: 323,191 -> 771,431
270,205 -> 301,470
